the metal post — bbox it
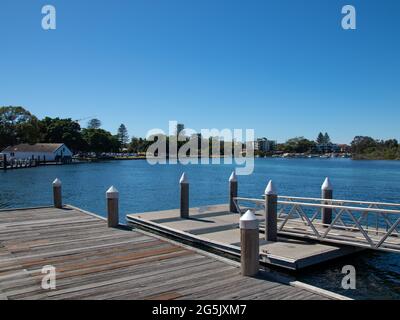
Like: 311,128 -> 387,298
180,173 -> 189,218
240,210 -> 259,277
264,180 -> 278,241
106,186 -> 119,228
229,171 -> 238,213
52,178 -> 62,208
3,154 -> 6,171
321,177 -> 333,226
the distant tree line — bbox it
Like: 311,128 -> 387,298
316,132 -> 331,144
2,106 -> 399,160
275,133 -> 330,154
0,106 -> 130,155
351,136 -> 400,160
128,134 -> 244,156
276,137 -> 317,154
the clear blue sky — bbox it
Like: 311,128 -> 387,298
1,0 -> 399,143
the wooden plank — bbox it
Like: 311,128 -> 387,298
0,251 -> 204,290
145,292 -> 182,300
112,265 -> 236,301
0,206 -> 336,301
5,251 -> 202,300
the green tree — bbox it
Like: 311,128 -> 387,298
128,137 -> 150,153
39,117 -> 86,152
351,136 -> 378,154
324,132 -> 331,144
82,128 -> 120,154
87,118 -> 102,129
384,139 -> 398,149
316,132 -> 324,144
117,124 -> 129,148
0,106 -> 40,149
283,137 -> 316,153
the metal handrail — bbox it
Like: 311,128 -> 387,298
278,200 -> 400,215
233,196 -> 400,253
277,195 -> 400,208
235,196 -> 400,214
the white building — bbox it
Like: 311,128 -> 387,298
254,138 -> 276,152
1,143 -> 73,162
315,143 -> 340,154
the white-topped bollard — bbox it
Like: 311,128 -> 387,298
240,210 -> 259,277
180,173 -> 189,218
52,178 -> 62,208
264,180 -> 278,241
229,171 -> 238,213
321,177 -> 333,226
106,186 -> 119,228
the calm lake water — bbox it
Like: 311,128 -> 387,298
1,158 -> 400,299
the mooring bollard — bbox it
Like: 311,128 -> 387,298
229,171 -> 238,213
321,177 -> 333,226
106,186 -> 119,228
180,173 -> 189,218
264,180 -> 278,242
52,178 -> 62,208
240,210 -> 259,276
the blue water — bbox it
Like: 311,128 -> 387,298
1,158 -> 400,299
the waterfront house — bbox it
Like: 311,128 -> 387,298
315,143 -> 340,154
337,144 -> 352,153
254,138 -> 277,152
1,143 -> 73,162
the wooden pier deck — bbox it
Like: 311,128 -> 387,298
0,206 -> 345,300
127,205 -> 362,270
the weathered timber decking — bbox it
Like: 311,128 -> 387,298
0,206 -> 342,300
127,205 -> 362,270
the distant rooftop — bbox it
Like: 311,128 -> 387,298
2,143 -> 65,153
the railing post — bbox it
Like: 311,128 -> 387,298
321,177 -> 333,226
52,178 -> 62,208
2,154 -> 6,171
264,180 -> 278,241
180,173 -> 189,218
240,210 -> 259,276
106,186 -> 119,228
229,171 -> 238,213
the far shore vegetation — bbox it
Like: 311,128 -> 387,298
0,106 -> 399,160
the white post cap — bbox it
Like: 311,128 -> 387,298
321,177 -> 333,191
106,186 -> 119,199
179,172 -> 188,184
240,210 -> 259,230
229,171 -> 237,182
52,178 -> 62,187
265,180 -> 277,195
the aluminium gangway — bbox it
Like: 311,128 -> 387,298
234,196 -> 400,253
